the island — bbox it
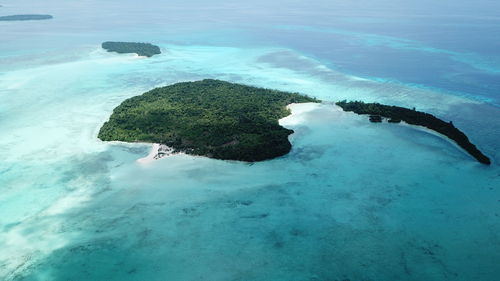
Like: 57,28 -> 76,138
0,14 -> 53,21
336,100 -> 491,165
98,79 -> 319,162
101,41 -> 161,57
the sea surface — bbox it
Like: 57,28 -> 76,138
1,0 -> 499,280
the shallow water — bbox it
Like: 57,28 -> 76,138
1,0 -> 499,280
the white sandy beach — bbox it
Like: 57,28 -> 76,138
136,143 -> 161,164
282,102 -> 480,163
132,54 -> 147,59
280,102 -> 325,126
137,143 -> 179,164
133,103 -> 322,165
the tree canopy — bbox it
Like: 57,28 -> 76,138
101,41 -> 161,57
336,100 -> 491,165
99,79 -> 319,161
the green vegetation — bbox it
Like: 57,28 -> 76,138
336,100 -> 491,165
99,82 -> 489,164
0,14 -> 53,21
101,41 -> 161,57
99,80 -> 319,161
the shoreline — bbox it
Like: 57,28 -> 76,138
102,102 -> 488,165
103,102 -> 320,165
138,102 -> 319,164
396,121 -> 477,162
279,102 -> 323,126
136,143 -> 161,164
284,102 -> 489,164
336,101 -> 491,165
132,53 -> 147,59
97,80 -> 318,162
136,143 -> 180,164
99,140 -> 181,164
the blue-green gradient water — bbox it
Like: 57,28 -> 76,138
1,0 -> 499,280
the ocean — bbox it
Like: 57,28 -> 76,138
0,0 -> 499,280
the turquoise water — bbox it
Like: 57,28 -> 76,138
1,0 -> 499,280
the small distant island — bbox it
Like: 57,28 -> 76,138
0,14 -> 53,21
99,79 -> 318,162
336,100 -> 491,165
101,41 -> 161,57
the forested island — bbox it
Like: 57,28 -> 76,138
99,81 -> 489,164
99,80 -> 318,161
101,41 -> 161,57
336,101 -> 491,165
0,14 -> 53,21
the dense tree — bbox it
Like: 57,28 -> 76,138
101,42 -> 161,57
99,79 -> 319,162
336,100 -> 491,165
